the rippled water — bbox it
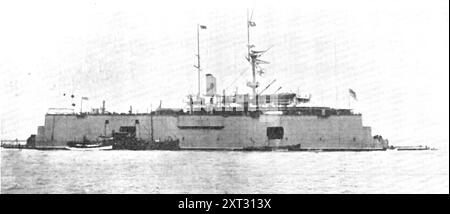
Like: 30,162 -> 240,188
1,148 -> 448,193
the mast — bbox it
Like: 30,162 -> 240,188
246,10 -> 269,103
247,10 -> 257,98
247,10 -> 251,56
197,24 -> 201,97
195,24 -> 207,97
150,104 -> 154,141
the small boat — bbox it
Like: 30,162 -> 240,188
396,145 -> 430,151
65,144 -> 112,151
272,148 -> 289,152
242,144 -> 302,151
65,137 -> 112,151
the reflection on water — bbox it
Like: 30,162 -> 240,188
1,148 -> 448,193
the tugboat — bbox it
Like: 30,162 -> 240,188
111,131 -> 180,150
65,136 -> 113,151
110,109 -> 180,150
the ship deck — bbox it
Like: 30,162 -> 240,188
46,106 -> 360,117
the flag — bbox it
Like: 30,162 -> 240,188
349,89 -> 357,100
200,25 -> 207,29
248,21 -> 256,27
81,97 -> 89,100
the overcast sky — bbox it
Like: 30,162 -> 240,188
0,0 -> 448,147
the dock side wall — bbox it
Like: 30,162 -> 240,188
35,114 -> 383,150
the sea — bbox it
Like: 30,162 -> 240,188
1,148 -> 448,194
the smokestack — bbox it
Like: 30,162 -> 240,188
102,100 -> 105,114
205,74 -> 217,96
129,105 -> 132,114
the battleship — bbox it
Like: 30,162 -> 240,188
30,13 -> 389,151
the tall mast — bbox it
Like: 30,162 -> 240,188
247,10 -> 257,98
195,24 -> 207,97
247,10 -> 250,56
246,10 -> 269,100
150,104 -> 154,141
197,24 -> 201,97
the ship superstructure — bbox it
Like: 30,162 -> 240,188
185,11 -> 313,115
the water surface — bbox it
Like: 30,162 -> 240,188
1,148 -> 448,193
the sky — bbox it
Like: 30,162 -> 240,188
0,0 -> 448,148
